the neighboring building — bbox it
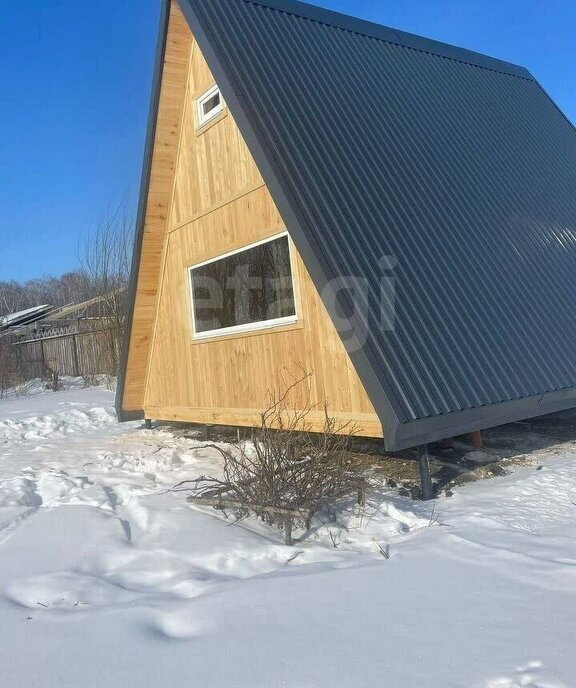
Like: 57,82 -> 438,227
117,0 -> 576,450
0,305 -> 53,333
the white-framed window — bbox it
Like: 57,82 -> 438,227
188,232 -> 298,339
197,84 -> 223,127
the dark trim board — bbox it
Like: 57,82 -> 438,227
393,388 -> 576,450
115,0 -> 170,423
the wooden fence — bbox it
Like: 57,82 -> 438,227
14,329 -> 119,379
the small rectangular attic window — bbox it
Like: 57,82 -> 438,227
197,85 -> 223,127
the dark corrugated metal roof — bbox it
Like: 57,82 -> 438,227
180,0 -> 576,448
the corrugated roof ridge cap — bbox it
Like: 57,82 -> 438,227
236,0 -> 535,81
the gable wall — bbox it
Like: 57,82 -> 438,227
142,11 -> 382,436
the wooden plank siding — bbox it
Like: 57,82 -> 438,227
137,6 -> 383,438
121,1 -> 193,414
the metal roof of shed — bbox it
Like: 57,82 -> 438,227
172,0 -> 576,448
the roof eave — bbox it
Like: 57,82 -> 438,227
391,387 -> 576,450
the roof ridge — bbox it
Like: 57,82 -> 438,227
239,0 -> 534,81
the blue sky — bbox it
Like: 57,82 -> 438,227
1,0 -> 574,281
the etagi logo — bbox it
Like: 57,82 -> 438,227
189,249 -> 397,352
321,256 -> 397,353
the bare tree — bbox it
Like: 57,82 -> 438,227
80,199 -> 133,375
0,272 -> 94,315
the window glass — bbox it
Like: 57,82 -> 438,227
190,235 -> 296,336
202,92 -> 220,116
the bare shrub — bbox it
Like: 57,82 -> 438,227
80,372 -> 115,390
82,372 -> 100,388
0,337 -> 24,398
176,372 -> 370,542
13,381 -> 32,397
103,373 -> 116,391
48,370 -> 62,392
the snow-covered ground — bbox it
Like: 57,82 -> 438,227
0,379 -> 575,688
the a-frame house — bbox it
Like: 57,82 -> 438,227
117,0 -> 576,451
